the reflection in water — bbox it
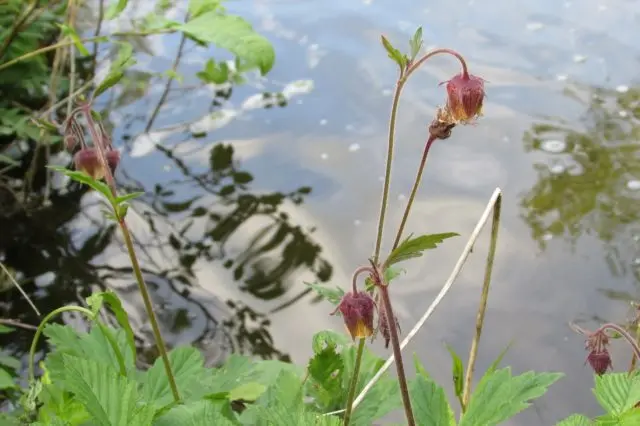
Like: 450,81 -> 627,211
520,83 -> 640,305
0,138 -> 332,364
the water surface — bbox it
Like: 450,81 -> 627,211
2,0 -> 640,423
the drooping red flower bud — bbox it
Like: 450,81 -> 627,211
442,72 -> 485,123
331,291 -> 375,340
106,149 -> 121,174
74,148 -> 107,180
584,329 -> 612,375
586,349 -> 612,375
64,133 -> 78,151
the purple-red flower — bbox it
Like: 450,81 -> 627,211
585,329 -> 612,375
442,72 -> 485,123
74,148 -> 120,180
332,291 -> 375,340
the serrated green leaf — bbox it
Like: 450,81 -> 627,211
306,282 -> 344,306
140,346 -> 206,409
60,355 -> 155,426
341,344 -> 402,425
556,414 -> 592,426
240,370 -> 341,426
306,344 -> 344,408
179,12 -> 275,75
409,374 -> 455,426
413,353 -> 431,381
60,24 -> 90,56
409,27 -> 423,60
485,342 -> 513,375
445,344 -> 464,398
459,367 -> 563,426
380,35 -> 407,70
47,166 -> 115,203
115,191 -> 145,204
106,0 -> 128,20
154,400 -> 238,426
312,330 -> 350,354
593,372 -> 640,417
85,291 -> 137,363
385,232 -> 459,266
44,324 -> 135,377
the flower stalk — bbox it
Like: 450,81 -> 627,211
63,103 -> 180,402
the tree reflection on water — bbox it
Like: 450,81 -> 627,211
0,136 -> 332,364
520,82 -> 640,310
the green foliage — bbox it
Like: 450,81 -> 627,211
409,27 -> 423,62
556,414 -> 593,426
409,374 -> 455,426
106,0 -> 129,20
306,282 -> 345,305
179,12 -> 275,75
594,372 -> 640,418
385,232 -> 459,266
445,344 -> 465,399
93,42 -> 136,99
381,35 -> 407,70
459,367 -> 563,426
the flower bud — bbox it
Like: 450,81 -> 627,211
442,72 -> 485,123
332,291 -> 375,340
106,149 -> 121,174
74,148 -> 106,180
586,349 -> 612,375
64,133 -> 78,151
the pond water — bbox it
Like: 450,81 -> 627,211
2,0 -> 640,423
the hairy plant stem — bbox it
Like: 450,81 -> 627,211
28,306 -> 92,380
391,135 -> 436,251
598,323 -> 640,361
628,309 -> 640,372
378,283 -> 415,426
373,48 -> 468,264
118,218 -> 180,401
461,194 -> 501,408
78,106 -> 181,402
373,76 -> 404,263
343,338 -> 366,426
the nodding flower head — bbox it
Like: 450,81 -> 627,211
585,329 -> 612,375
74,148 -> 121,180
442,72 -> 485,123
331,291 -> 375,340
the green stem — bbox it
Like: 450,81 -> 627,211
373,47 -> 468,264
119,218 -> 180,402
28,306 -> 96,381
343,338 -> 366,426
373,76 -> 405,263
378,284 -> 415,426
96,321 -> 128,376
390,135 -> 436,252
629,319 -> 640,373
462,194 -> 501,408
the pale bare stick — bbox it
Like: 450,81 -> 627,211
323,187 -> 502,417
0,262 -> 41,316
